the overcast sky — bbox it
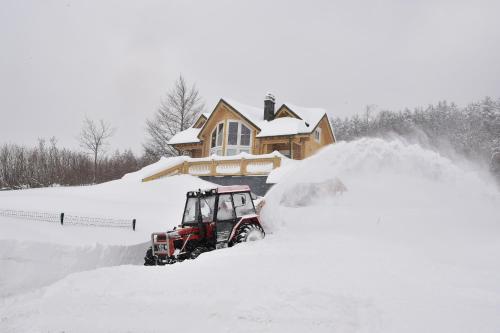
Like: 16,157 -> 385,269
1,0 -> 499,153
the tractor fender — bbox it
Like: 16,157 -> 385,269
228,215 -> 262,243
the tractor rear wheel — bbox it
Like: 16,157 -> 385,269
236,224 -> 265,243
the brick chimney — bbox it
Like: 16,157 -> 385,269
264,92 -> 275,121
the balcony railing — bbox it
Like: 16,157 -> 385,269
141,155 -> 281,182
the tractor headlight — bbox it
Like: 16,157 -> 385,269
156,244 -> 168,251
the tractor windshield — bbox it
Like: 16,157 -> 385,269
182,195 -> 216,225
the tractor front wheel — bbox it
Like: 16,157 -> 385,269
190,246 -> 210,259
144,247 -> 156,266
236,224 -> 265,243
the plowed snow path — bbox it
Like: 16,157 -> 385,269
0,174 -> 213,298
0,221 -> 148,298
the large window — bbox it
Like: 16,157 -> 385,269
210,122 -> 224,156
226,121 -> 252,156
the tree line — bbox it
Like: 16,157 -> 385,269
0,138 -> 153,190
331,97 -> 500,165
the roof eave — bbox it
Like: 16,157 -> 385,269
169,140 -> 201,145
256,132 -> 312,139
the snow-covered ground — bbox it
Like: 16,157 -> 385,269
0,175 -> 213,298
1,138 -> 499,332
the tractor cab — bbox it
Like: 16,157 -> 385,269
145,185 -> 265,265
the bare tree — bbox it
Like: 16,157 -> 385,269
78,117 -> 115,183
144,75 -> 205,159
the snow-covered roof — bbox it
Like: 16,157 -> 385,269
169,98 -> 330,144
281,104 -> 326,128
256,117 -> 311,137
167,127 -> 201,145
223,98 -> 264,126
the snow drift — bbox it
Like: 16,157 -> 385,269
263,138 -> 499,232
1,138 -> 499,332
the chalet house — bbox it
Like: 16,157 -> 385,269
168,93 -> 336,160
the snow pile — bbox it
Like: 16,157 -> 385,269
1,138 -> 500,332
262,138 -> 500,331
263,138 -> 499,231
279,177 -> 347,207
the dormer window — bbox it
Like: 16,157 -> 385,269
314,127 -> 321,143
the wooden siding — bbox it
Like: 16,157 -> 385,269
193,115 -> 207,128
171,100 -> 335,161
274,105 -> 301,120
197,101 -> 260,156
303,115 -> 335,158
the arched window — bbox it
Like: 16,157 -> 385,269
226,121 -> 252,156
210,122 -> 224,156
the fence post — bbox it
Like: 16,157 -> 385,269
132,219 -> 136,231
60,212 -> 64,225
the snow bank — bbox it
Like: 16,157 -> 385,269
0,237 -> 147,298
263,138 -> 499,232
1,138 -> 500,332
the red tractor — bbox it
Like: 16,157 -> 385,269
144,185 -> 265,265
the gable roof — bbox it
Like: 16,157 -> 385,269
222,98 -> 263,127
195,98 -> 263,139
168,97 -> 333,144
